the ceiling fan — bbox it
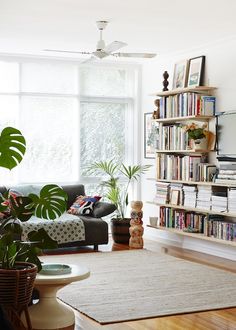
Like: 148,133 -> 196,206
44,21 -> 156,62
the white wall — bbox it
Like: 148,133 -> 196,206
141,37 -> 236,261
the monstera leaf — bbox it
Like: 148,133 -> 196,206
9,195 -> 35,222
0,127 -> 26,170
28,184 -> 68,220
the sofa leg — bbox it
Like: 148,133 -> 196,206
94,244 -> 98,251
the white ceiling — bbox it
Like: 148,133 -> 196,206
0,0 -> 236,59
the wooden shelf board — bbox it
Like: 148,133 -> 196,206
146,201 -> 236,218
146,225 -> 236,247
151,86 -> 217,97
150,178 -> 236,187
154,115 -> 214,123
156,149 -> 210,154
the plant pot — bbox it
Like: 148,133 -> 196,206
0,262 -> 37,328
192,137 -> 207,150
111,218 -> 131,244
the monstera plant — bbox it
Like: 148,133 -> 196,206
0,127 -> 67,270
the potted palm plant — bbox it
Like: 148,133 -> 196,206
87,160 -> 151,243
0,127 -> 67,329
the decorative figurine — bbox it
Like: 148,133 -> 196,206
129,201 -> 144,249
153,99 -> 160,119
163,71 -> 169,91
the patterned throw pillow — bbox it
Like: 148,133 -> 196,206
68,195 -> 101,215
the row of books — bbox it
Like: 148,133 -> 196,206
205,215 -> 236,241
159,207 -> 205,232
159,93 -> 216,119
159,124 -> 188,150
154,183 -> 236,213
156,154 -> 216,181
158,207 -> 236,242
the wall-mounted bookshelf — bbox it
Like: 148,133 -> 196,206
148,178 -> 236,187
151,86 -> 217,97
148,86 -> 236,247
147,201 -> 236,218
154,115 -> 214,123
147,225 -> 236,247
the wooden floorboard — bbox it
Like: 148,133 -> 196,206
44,237 -> 236,330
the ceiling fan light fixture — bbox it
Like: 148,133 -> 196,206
96,20 -> 108,30
92,50 -> 108,59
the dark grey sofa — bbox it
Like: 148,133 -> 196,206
0,184 -> 116,250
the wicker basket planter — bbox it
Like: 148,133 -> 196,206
0,262 -> 37,329
111,218 -> 131,244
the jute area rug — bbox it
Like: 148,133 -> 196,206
40,250 -> 236,324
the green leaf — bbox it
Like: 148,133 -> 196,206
4,219 -> 22,235
27,228 -> 58,250
0,127 -> 26,170
9,196 -> 35,222
28,184 -> 68,220
87,160 -> 119,177
120,164 -> 152,181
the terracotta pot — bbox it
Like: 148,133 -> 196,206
111,218 -> 131,244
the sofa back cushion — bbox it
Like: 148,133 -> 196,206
61,184 -> 85,208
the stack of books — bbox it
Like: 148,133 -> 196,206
215,162 -> 236,184
211,189 -> 227,212
183,185 -> 197,207
154,182 -> 169,204
228,187 -> 236,213
196,185 -> 212,210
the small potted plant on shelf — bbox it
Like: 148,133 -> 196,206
87,160 -> 151,243
184,122 -> 208,150
0,127 -> 67,328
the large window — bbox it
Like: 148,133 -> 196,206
0,59 -> 139,186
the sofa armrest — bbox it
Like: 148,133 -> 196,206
92,202 -> 116,218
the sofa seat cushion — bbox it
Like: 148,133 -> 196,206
21,213 -> 85,245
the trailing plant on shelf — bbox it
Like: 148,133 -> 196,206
0,127 -> 67,271
87,160 -> 151,219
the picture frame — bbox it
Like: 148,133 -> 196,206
187,55 -> 205,87
144,113 -> 159,159
170,190 -> 179,205
172,60 -> 189,89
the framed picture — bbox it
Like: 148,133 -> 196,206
170,190 -> 179,205
144,113 -> 159,159
187,55 -> 205,87
172,60 -> 189,89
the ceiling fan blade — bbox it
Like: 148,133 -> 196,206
112,52 -> 156,58
103,41 -> 127,54
44,49 -> 92,55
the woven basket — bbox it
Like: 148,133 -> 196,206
0,262 -> 37,308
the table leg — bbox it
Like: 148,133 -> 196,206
27,284 -> 75,329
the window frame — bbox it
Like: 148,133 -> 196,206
0,56 -> 141,191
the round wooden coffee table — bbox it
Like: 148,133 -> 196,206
27,264 -> 90,329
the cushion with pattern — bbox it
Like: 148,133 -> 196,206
68,195 -> 101,215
